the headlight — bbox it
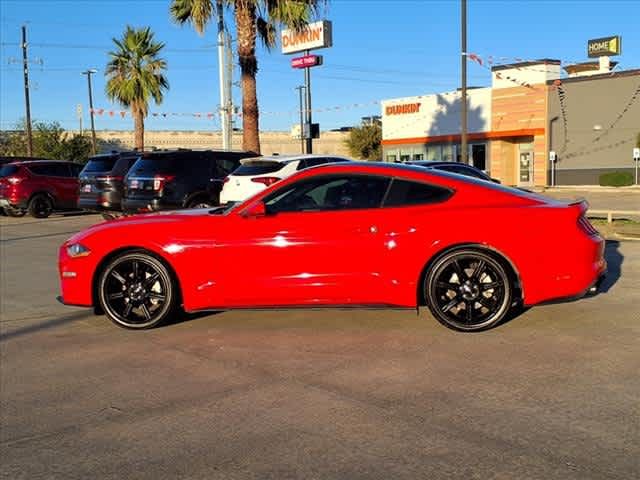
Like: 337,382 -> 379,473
66,243 -> 91,258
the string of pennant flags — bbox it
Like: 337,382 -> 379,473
88,100 -> 383,120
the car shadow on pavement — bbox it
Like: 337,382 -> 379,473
600,240 -> 623,293
0,310 -> 90,342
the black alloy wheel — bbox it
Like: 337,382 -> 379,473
28,194 -> 53,218
98,252 -> 176,329
425,250 -> 512,332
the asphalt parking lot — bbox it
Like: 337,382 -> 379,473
1,213 -> 639,479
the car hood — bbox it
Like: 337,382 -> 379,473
65,209 -> 219,245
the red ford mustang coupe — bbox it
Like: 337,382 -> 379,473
58,162 -> 606,332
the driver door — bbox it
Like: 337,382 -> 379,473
218,174 -> 391,307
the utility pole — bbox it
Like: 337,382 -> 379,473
460,0 -> 468,165
295,85 -> 305,154
224,31 -> 233,150
217,0 -> 231,150
304,50 -> 313,154
21,25 -> 33,156
82,69 -> 98,155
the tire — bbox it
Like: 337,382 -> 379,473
98,251 -> 177,329
28,194 -> 53,218
423,249 -> 513,332
187,197 -> 214,209
5,207 -> 26,217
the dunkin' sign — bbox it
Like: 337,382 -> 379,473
281,21 -> 333,55
385,103 -> 422,116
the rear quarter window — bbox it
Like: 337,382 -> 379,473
383,179 -> 453,207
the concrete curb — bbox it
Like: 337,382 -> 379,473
538,186 -> 640,193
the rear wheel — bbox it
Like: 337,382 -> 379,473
98,252 -> 176,329
424,249 -> 512,332
28,194 -> 53,218
187,197 -> 214,209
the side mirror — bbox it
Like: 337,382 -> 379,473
243,201 -> 266,218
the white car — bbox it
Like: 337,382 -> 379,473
220,154 -> 351,204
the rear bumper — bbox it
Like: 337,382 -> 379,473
78,191 -> 123,211
0,196 -> 28,209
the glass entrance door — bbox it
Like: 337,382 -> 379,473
518,151 -> 534,186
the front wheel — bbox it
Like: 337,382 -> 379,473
98,252 -> 177,329
424,249 -> 513,332
187,198 -> 214,209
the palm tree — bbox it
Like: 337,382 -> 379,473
170,0 -> 321,154
105,26 -> 169,150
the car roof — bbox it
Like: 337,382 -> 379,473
8,159 -> 76,166
407,161 -> 478,169
240,154 -> 351,165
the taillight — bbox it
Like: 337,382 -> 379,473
578,216 -> 600,236
6,176 -> 23,185
153,175 -> 175,191
251,177 -> 280,186
96,175 -> 123,182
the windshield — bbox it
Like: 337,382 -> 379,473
0,165 -> 19,177
82,156 -> 118,173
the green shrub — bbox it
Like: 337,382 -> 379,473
599,171 -> 634,187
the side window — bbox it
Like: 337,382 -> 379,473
265,175 -> 391,214
69,164 -> 83,176
383,179 -> 452,207
303,158 -> 328,168
28,164 -> 51,176
55,164 -> 73,177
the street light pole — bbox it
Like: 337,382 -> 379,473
460,0 -> 468,165
21,25 -> 33,156
82,69 -> 98,155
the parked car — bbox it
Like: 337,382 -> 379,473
78,151 -> 139,212
220,154 -> 351,204
0,160 -> 83,218
407,161 -> 500,183
122,149 -> 256,213
58,162 -> 606,332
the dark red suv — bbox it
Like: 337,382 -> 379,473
0,160 -> 83,218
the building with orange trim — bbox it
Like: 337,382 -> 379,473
381,59 -> 639,186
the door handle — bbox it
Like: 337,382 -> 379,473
369,225 -> 378,234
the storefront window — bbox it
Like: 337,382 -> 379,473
400,154 -> 411,162
413,153 -> 424,161
442,145 -> 454,162
426,145 -> 441,161
386,154 -> 397,163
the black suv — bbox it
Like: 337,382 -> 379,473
122,149 -> 256,213
78,151 -> 139,212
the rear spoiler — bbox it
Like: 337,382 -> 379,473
567,199 -> 589,216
